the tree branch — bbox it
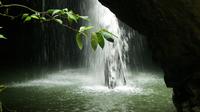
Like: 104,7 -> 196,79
0,12 -> 15,19
0,4 -> 40,13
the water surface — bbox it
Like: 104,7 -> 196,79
0,69 -> 175,112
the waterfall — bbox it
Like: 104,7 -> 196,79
80,0 -> 131,88
35,0 -> 153,88
79,0 -> 154,89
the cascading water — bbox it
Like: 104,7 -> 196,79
81,0 -> 130,88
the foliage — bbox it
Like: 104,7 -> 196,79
0,27 -> 6,39
0,3 -> 116,51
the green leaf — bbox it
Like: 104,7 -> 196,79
60,10 -> 65,15
91,32 -> 98,51
63,8 -> 68,12
24,16 -> 32,22
55,19 -> 63,24
100,30 -> 114,42
40,17 -> 46,21
0,34 -> 6,39
22,13 -> 29,19
67,11 -> 78,23
47,9 -> 54,14
79,26 -> 94,32
96,33 -> 105,49
31,14 -> 39,19
101,29 -> 118,38
67,17 -> 73,24
76,33 -> 83,50
79,16 -> 90,21
52,9 -> 61,16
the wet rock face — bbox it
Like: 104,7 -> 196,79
99,0 -> 200,111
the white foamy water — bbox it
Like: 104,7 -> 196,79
81,85 -> 143,94
9,69 -> 161,95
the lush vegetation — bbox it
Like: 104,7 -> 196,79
0,2 -> 116,51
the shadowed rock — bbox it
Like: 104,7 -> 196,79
99,0 -> 200,111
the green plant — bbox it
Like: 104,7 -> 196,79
0,2 -> 117,51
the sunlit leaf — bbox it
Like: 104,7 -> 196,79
67,16 -> 73,24
55,19 -> 63,24
52,9 -> 61,16
24,16 -> 31,22
47,9 -> 54,14
96,33 -> 105,49
79,26 -> 94,32
67,11 -> 78,23
40,17 -> 46,21
79,16 -> 90,21
0,34 -> 6,39
60,10 -> 65,15
63,8 -> 68,12
22,13 -> 29,19
31,14 -> 39,19
76,33 -> 83,50
91,32 -> 98,51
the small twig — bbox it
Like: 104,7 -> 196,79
0,4 -> 39,13
0,12 -> 15,19
62,24 -> 80,32
0,3 -> 101,37
0,4 -> 80,33
45,13 -> 81,34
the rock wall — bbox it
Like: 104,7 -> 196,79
98,0 -> 200,111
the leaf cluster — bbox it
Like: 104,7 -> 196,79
22,8 -> 89,24
22,13 -> 45,22
21,8 -> 116,51
76,28 -> 115,51
2,6 -> 116,51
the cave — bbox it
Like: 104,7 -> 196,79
0,0 -> 199,112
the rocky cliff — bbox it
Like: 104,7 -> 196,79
98,0 -> 200,111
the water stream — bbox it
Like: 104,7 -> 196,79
81,0 -> 139,88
